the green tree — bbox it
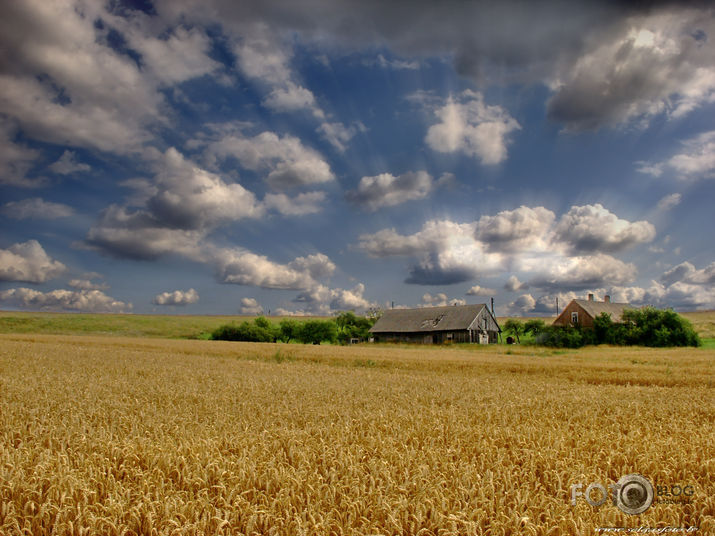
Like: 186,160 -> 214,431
279,319 -> 302,343
503,319 -> 525,343
298,320 -> 337,345
335,311 -> 373,344
593,312 -> 614,344
524,319 -> 546,337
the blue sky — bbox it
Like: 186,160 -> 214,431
1,0 -> 713,315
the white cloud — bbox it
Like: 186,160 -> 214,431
201,130 -> 334,191
506,294 -> 536,315
1,198 -> 74,219
526,253 -> 638,290
234,29 -> 324,118
152,288 -> 199,306
120,24 -> 220,85
466,285 -> 496,297
0,287 -> 131,313
0,1 -> 160,154
0,2 -> 224,158
420,292 -> 466,307
293,283 -> 376,314
144,147 -> 263,229
264,191 -> 326,216
0,240 -> 66,283
656,193 -> 682,211
48,150 -> 90,175
661,261 -> 715,287
358,219 -> 503,285
263,82 -> 319,114
85,205 -> 205,260
346,171 -> 433,211
316,121 -> 364,152
425,90 -> 520,165
504,275 -> 528,292
602,262 -> 715,310
240,297 -> 264,314
210,247 -> 335,290
554,204 -> 655,253
638,131 -> 715,180
359,204 -> 649,289
68,278 -> 109,291
474,206 -> 555,252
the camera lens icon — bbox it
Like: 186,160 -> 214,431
615,474 -> 654,515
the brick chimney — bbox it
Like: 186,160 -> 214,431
604,295 -> 610,303
588,293 -> 594,301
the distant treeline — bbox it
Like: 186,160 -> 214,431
503,308 -> 700,348
210,311 -> 376,345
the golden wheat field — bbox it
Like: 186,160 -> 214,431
0,334 -> 713,535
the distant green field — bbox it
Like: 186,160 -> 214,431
0,309 -> 713,341
0,311 -> 259,339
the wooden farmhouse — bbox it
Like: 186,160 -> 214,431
552,294 -> 634,328
369,304 -> 501,344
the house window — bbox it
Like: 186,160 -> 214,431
446,333 -> 453,340
571,312 -> 579,324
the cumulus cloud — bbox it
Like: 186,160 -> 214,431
240,297 -> 264,314
419,293 -> 466,307
1,198 -> 74,220
200,130 -> 334,191
554,204 -> 655,253
359,219 -> 503,285
466,285 -> 496,296
0,287 -> 131,313
264,191 -> 326,216
152,288 -> 199,306
506,294 -> 537,315
48,151 -> 90,175
474,206 -> 555,252
661,261 -> 715,287
547,9 -> 715,130
346,171 -> 433,211
210,247 -> 335,290
85,205 -> 205,261
638,131 -> 715,180
598,262 -> 715,310
0,240 -> 66,283
144,147 -> 263,230
359,204 -> 649,289
504,275 -> 528,292
0,1 -> 222,155
424,90 -> 520,164
85,147 -> 267,259
527,253 -> 638,291
292,283 -> 376,314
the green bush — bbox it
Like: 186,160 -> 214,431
210,316 -> 278,343
537,308 -> 700,348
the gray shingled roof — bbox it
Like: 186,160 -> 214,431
573,299 -> 635,321
370,304 -> 490,333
